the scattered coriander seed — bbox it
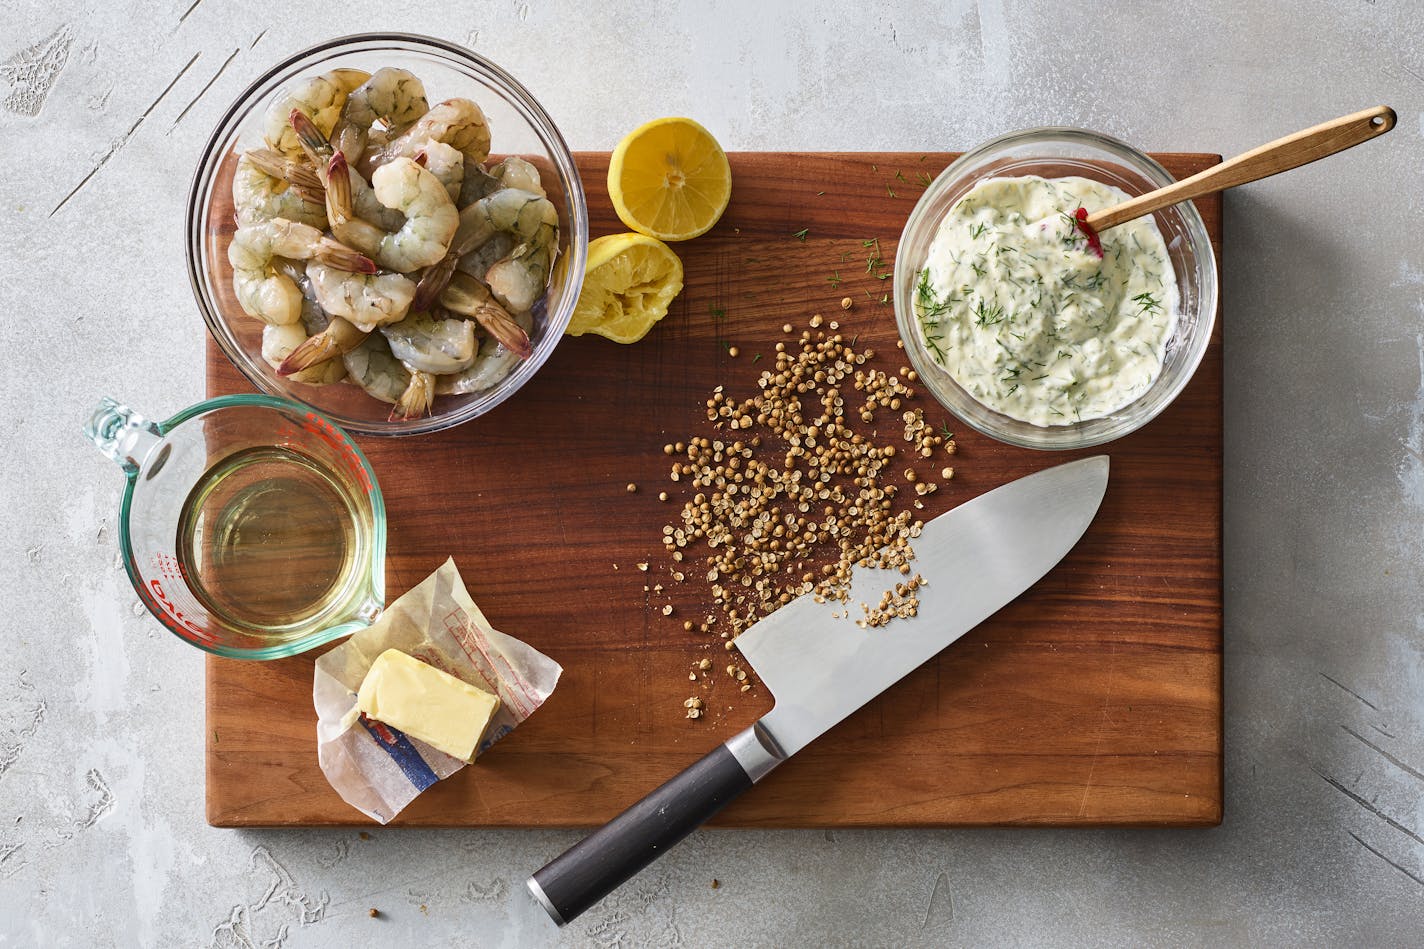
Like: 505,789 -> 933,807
729,346 -> 740,357
840,296 -> 853,309
651,309 -> 951,716
941,466 -> 955,479
627,483 -> 637,493
638,562 -> 649,571
369,908 -> 379,918
662,604 -> 674,615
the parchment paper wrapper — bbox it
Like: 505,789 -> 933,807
313,558 -> 561,823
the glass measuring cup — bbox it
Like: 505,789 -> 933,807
85,394 -> 386,660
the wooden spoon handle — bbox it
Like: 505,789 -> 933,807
1085,105 -> 1396,231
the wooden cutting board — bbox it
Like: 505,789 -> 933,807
206,151 -> 1222,827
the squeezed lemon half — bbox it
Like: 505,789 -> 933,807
608,117 -> 732,242
567,233 -> 684,343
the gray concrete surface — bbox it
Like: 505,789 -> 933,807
2,0 -> 1422,945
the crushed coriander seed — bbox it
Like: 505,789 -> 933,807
650,312 -> 954,706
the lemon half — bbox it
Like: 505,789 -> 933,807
567,233 -> 684,343
608,117 -> 732,242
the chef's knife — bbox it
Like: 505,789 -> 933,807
528,455 -> 1109,925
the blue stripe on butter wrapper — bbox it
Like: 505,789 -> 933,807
359,716 -> 439,792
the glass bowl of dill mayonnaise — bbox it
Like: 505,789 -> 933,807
893,128 -> 1218,450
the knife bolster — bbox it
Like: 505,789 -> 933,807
725,722 -> 785,783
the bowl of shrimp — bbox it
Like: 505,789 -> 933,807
186,33 -> 588,435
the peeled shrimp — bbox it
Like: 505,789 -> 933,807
454,232 -> 516,282
412,187 -> 557,310
439,271 -> 532,359
331,67 -> 428,163
434,309 -> 534,395
326,153 -> 457,273
455,155 -> 545,207
419,141 -> 464,203
358,98 -> 490,178
380,311 -> 477,374
306,260 -> 416,332
342,333 -> 435,420
262,69 -> 369,159
485,239 -> 556,314
228,219 -> 373,326
262,299 -> 347,385
232,154 -> 325,228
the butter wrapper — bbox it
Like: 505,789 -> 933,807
313,558 -> 561,824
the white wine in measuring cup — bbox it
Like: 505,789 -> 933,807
87,396 -> 385,659
177,445 -> 371,632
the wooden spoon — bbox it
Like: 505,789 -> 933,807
1078,105 -> 1396,241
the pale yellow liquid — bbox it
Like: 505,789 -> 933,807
177,445 -> 368,633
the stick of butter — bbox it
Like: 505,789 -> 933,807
357,649 -> 501,763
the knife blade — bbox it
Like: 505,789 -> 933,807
528,455 -> 1110,926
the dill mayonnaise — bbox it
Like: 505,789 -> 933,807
913,175 -> 1178,426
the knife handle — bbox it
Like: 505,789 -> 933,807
527,725 -> 782,925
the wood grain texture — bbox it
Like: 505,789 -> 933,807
205,151 -> 1223,828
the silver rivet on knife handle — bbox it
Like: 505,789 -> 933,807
725,723 -> 785,783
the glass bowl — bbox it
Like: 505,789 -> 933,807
186,33 -> 588,436
893,128 -> 1218,450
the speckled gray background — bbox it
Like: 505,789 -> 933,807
3,1 -> 1423,946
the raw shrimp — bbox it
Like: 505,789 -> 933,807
228,219 -> 373,326
411,187 -> 557,310
331,67 -> 428,163
326,153 -> 457,272
490,157 -> 546,196
454,155 -> 545,207
262,299 -> 347,385
342,332 -> 435,420
380,311 -> 477,374
278,313 -> 368,376
484,238 -> 556,314
232,154 -> 325,228
358,98 -> 490,178
439,271 -> 532,359
306,260 -> 416,331
418,141 -> 464,203
344,332 -> 410,403
262,69 -> 369,159
455,232 -> 516,281
434,310 -> 534,395
288,110 -> 405,231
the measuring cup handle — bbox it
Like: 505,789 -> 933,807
85,398 -> 165,475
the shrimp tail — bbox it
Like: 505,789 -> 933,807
389,370 -> 435,421
245,148 -> 324,202
325,152 -> 355,224
278,317 -> 368,374
313,236 -> 377,274
411,255 -> 458,312
472,303 -> 533,360
290,108 -> 331,164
